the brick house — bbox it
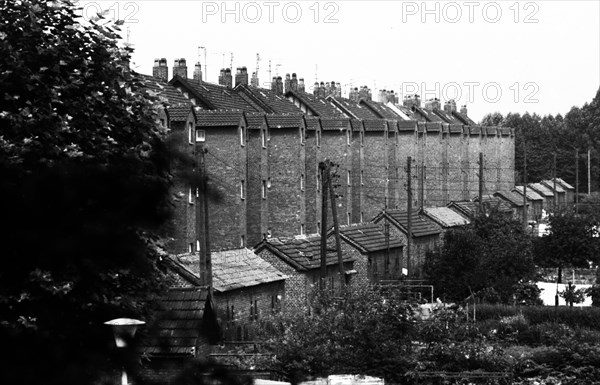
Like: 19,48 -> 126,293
512,186 -> 545,223
336,223 -> 405,284
372,210 -> 442,278
255,234 -> 355,312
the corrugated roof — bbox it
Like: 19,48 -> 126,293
257,234 -> 354,271
423,207 -> 471,228
336,223 -> 404,253
494,190 -> 526,207
171,250 -> 286,292
528,182 -> 554,197
196,111 -> 244,127
142,287 -> 206,356
373,209 -> 441,237
512,186 -> 545,201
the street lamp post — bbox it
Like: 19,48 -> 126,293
105,318 -> 145,385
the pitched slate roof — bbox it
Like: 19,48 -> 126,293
236,85 -> 303,114
448,123 -> 464,134
285,91 -> 344,117
137,73 -> 193,108
541,180 -> 566,194
432,109 -> 461,124
328,97 -> 379,120
359,99 -> 403,120
304,116 -> 321,131
397,120 -> 417,132
412,106 -> 445,123
245,112 -> 267,130
171,76 -> 260,112
336,223 -> 404,253
452,110 -> 477,125
512,186 -> 545,201
373,209 -> 441,238
256,234 -> 354,271
528,182 -> 554,197
170,250 -> 286,292
320,117 -> 351,131
422,207 -> 471,228
265,114 -> 304,129
195,111 -> 245,127
448,197 -> 513,218
362,119 -> 388,132
493,191 -> 527,207
142,287 -> 206,356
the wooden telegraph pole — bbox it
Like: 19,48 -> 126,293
523,144 -> 528,230
478,153 -> 484,215
406,157 -> 413,278
319,162 -> 329,288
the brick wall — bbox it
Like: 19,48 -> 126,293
305,118 -> 321,234
350,120 -> 364,222
257,249 -> 309,311
423,123 -> 444,207
246,119 -> 269,247
447,126 -> 464,201
362,129 -> 388,220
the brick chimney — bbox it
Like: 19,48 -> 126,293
390,90 -> 398,104
284,74 -> 291,93
318,82 -> 326,98
424,98 -> 441,111
273,77 -> 279,93
224,68 -> 233,88
460,105 -> 468,115
358,86 -> 370,101
325,82 -> 331,96
298,78 -> 305,93
251,71 -> 259,87
152,58 -> 168,82
313,82 -> 319,96
276,76 -> 283,95
335,82 -> 341,99
403,94 -> 421,108
235,67 -> 249,87
291,73 -> 298,92
173,58 -> 187,78
349,87 -> 359,102
193,62 -> 203,81
218,69 -> 226,86
378,89 -> 385,103
329,81 -> 336,98
444,99 -> 457,113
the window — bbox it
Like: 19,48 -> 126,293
262,180 -> 267,199
240,235 -> 245,247
360,212 -> 364,222
360,130 -> 364,146
188,187 -> 194,204
250,299 -> 259,321
196,129 -> 205,142
347,212 -> 351,225
240,126 -> 246,146
317,221 -> 321,234
300,125 -> 305,145
300,174 -> 305,191
240,180 -> 245,199
160,118 -> 166,128
271,294 -> 281,313
188,122 -> 194,144
346,129 -> 351,145
360,170 -> 364,185
196,240 -> 200,251
300,224 -> 305,235
316,129 -> 321,147
188,243 -> 194,253
347,170 -> 351,186
261,129 -> 267,148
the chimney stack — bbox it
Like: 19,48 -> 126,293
235,66 -> 249,87
251,71 -> 259,87
291,73 -> 298,92
313,82 -> 319,96
424,98 -> 441,111
173,58 -> 187,78
152,58 -> 168,82
403,94 -> 421,108
460,105 -> 468,115
378,89 -> 386,103
444,99 -> 457,113
193,62 -> 203,82
276,76 -> 283,95
224,68 -> 233,88
218,69 -> 225,86
284,74 -> 291,93
273,77 -> 279,93
335,82 -> 341,99
298,78 -> 305,93
358,86 -> 370,101
329,81 -> 336,98
318,82 -> 326,98
349,87 -> 359,102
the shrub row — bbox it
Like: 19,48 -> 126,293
474,304 -> 600,329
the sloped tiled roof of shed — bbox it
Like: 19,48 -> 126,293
258,234 -> 354,271
512,186 -> 545,201
172,249 -> 286,292
265,114 -> 304,128
245,113 -> 266,130
494,191 -> 526,207
329,97 -> 379,120
541,180 -> 566,194
374,209 -> 441,237
362,119 -> 388,131
142,287 -> 206,356
528,183 -> 554,197
304,116 -> 321,131
555,177 -> 575,190
423,207 -> 471,228
196,111 -> 244,127
337,223 -> 404,253
320,117 -> 351,131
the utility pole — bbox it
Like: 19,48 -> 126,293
319,162 -> 329,288
406,157 -> 413,279
478,152 -> 484,215
197,145 -> 212,290
523,144 -> 528,230
588,149 -> 592,195
326,162 -> 345,290
553,153 -> 557,212
418,163 -> 425,210
576,149 -> 579,212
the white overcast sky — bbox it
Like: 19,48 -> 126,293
76,0 -> 600,122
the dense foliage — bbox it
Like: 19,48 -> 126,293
481,87 -> 600,193
424,213 -> 536,303
0,1 -> 172,384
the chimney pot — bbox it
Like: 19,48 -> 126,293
153,58 -> 169,81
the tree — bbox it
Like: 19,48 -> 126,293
0,1 -> 172,384
533,212 -> 600,283
424,213 -> 536,303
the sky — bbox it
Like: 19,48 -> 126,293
76,0 -> 600,122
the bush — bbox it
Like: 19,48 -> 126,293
474,304 -> 600,330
